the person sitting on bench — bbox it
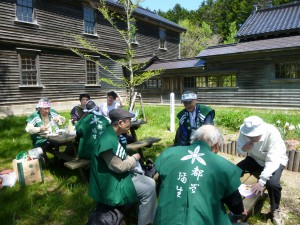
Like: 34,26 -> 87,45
154,125 -> 247,225
237,116 -> 288,223
25,98 -> 65,167
82,108 -> 156,225
70,93 -> 90,124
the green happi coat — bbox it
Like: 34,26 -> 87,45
154,140 -> 242,225
76,113 -> 110,160
85,125 -> 138,206
26,109 -> 61,147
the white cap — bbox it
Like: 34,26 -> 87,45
240,116 -> 265,137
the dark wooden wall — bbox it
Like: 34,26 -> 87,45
0,0 -> 181,115
136,49 -> 300,109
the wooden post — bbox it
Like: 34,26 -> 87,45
129,92 -> 146,121
224,143 -> 228,154
138,93 -> 146,121
293,150 -> 300,172
129,92 -> 138,112
287,150 -> 295,171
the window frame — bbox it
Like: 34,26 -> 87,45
138,77 -> 161,89
159,28 -> 167,50
17,48 -> 42,88
130,21 -> 139,45
183,73 -> 237,88
85,58 -> 100,86
275,61 -> 300,79
15,0 -> 37,24
83,6 -> 97,35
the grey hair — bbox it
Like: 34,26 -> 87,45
190,125 -> 224,147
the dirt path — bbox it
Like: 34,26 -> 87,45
219,153 -> 300,225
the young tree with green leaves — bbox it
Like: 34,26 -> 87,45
179,20 -> 222,58
70,0 -> 162,107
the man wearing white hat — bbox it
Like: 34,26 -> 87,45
174,91 -> 215,146
237,116 -> 288,223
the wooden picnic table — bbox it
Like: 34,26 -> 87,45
129,120 -> 146,142
46,132 -> 77,162
63,120 -> 161,181
239,173 -> 267,222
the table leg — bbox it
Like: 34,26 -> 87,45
130,127 -> 138,142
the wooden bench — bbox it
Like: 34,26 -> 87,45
64,137 -> 161,171
240,173 -> 267,221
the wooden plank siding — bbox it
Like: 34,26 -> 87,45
0,0 -> 182,116
136,48 -> 300,108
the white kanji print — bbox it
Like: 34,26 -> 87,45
176,186 -> 183,198
180,146 -> 206,165
191,166 -> 204,180
177,172 -> 187,184
189,184 -> 200,193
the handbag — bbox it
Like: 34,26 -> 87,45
141,158 -> 157,178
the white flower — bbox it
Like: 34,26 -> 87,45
181,146 -> 206,165
276,120 -> 281,124
288,124 -> 295,130
297,124 -> 300,129
285,122 -> 290,127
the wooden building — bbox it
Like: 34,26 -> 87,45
138,2 -> 300,109
0,0 -> 185,116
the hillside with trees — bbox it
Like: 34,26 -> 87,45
155,0 -> 295,57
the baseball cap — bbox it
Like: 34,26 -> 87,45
240,116 -> 265,137
109,108 -> 135,123
181,91 -> 197,102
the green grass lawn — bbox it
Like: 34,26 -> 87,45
0,105 -> 300,225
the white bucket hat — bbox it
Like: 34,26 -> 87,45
240,116 -> 265,137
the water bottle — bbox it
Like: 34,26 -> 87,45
28,147 -> 43,159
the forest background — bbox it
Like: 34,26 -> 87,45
150,0 -> 295,58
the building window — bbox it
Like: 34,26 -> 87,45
184,74 -> 236,88
84,7 -> 95,35
207,74 -> 236,87
184,77 -> 206,88
159,28 -> 166,49
16,0 -> 35,23
131,22 -> 138,44
86,60 -> 99,85
19,53 -> 40,86
276,61 -> 300,79
139,78 -> 161,89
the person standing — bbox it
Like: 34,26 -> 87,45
99,91 -> 125,121
81,108 -> 156,225
155,125 -> 246,225
70,93 -> 90,124
25,98 -> 65,166
237,116 -> 288,223
174,91 -> 215,146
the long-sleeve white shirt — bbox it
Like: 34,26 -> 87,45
237,123 -> 288,186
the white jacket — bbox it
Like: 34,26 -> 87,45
237,123 -> 288,186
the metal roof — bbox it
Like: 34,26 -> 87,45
145,58 -> 205,71
105,0 -> 186,32
198,35 -> 300,57
236,1 -> 300,40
